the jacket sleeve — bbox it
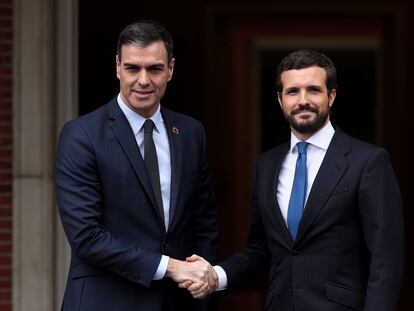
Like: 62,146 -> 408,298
359,148 -> 404,310
55,121 -> 161,288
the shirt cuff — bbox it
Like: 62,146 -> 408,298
213,265 -> 228,290
153,255 -> 170,280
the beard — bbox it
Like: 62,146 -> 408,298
284,104 -> 330,134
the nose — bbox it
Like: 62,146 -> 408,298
137,70 -> 150,86
299,90 -> 310,105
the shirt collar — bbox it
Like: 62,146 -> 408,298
117,93 -> 163,135
290,121 -> 335,152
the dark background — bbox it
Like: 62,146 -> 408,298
79,1 -> 413,309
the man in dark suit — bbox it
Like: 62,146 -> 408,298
55,20 -> 219,311
185,49 -> 404,310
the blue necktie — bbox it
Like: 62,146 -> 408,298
287,142 -> 308,240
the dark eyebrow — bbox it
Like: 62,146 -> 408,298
307,85 -> 323,91
122,62 -> 166,70
123,63 -> 139,69
148,63 -> 164,68
284,86 -> 299,93
148,63 -> 166,70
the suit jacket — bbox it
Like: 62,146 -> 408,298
220,128 -> 404,311
55,97 -> 219,311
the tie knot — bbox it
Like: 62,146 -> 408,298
297,142 -> 308,155
144,119 -> 155,133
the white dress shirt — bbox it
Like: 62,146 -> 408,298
215,121 -> 335,290
117,94 -> 170,280
277,121 -> 335,224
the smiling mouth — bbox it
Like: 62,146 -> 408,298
132,90 -> 153,97
296,110 -> 314,115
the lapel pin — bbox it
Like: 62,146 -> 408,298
172,126 -> 179,135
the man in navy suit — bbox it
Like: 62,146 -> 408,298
185,50 -> 404,310
55,20 -> 219,311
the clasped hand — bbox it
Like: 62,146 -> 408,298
166,255 -> 218,299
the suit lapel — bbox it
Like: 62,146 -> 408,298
107,100 -> 164,226
264,143 -> 295,248
161,108 -> 182,231
295,129 -> 350,244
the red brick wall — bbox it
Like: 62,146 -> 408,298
0,0 -> 12,310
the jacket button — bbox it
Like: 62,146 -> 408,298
289,287 -> 293,293
291,251 -> 299,257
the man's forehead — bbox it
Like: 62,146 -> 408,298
281,66 -> 327,84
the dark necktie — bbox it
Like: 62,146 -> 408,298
143,119 -> 164,222
287,142 -> 308,240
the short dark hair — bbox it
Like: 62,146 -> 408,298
117,20 -> 174,63
276,49 -> 337,94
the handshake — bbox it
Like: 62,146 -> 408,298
166,255 -> 218,299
